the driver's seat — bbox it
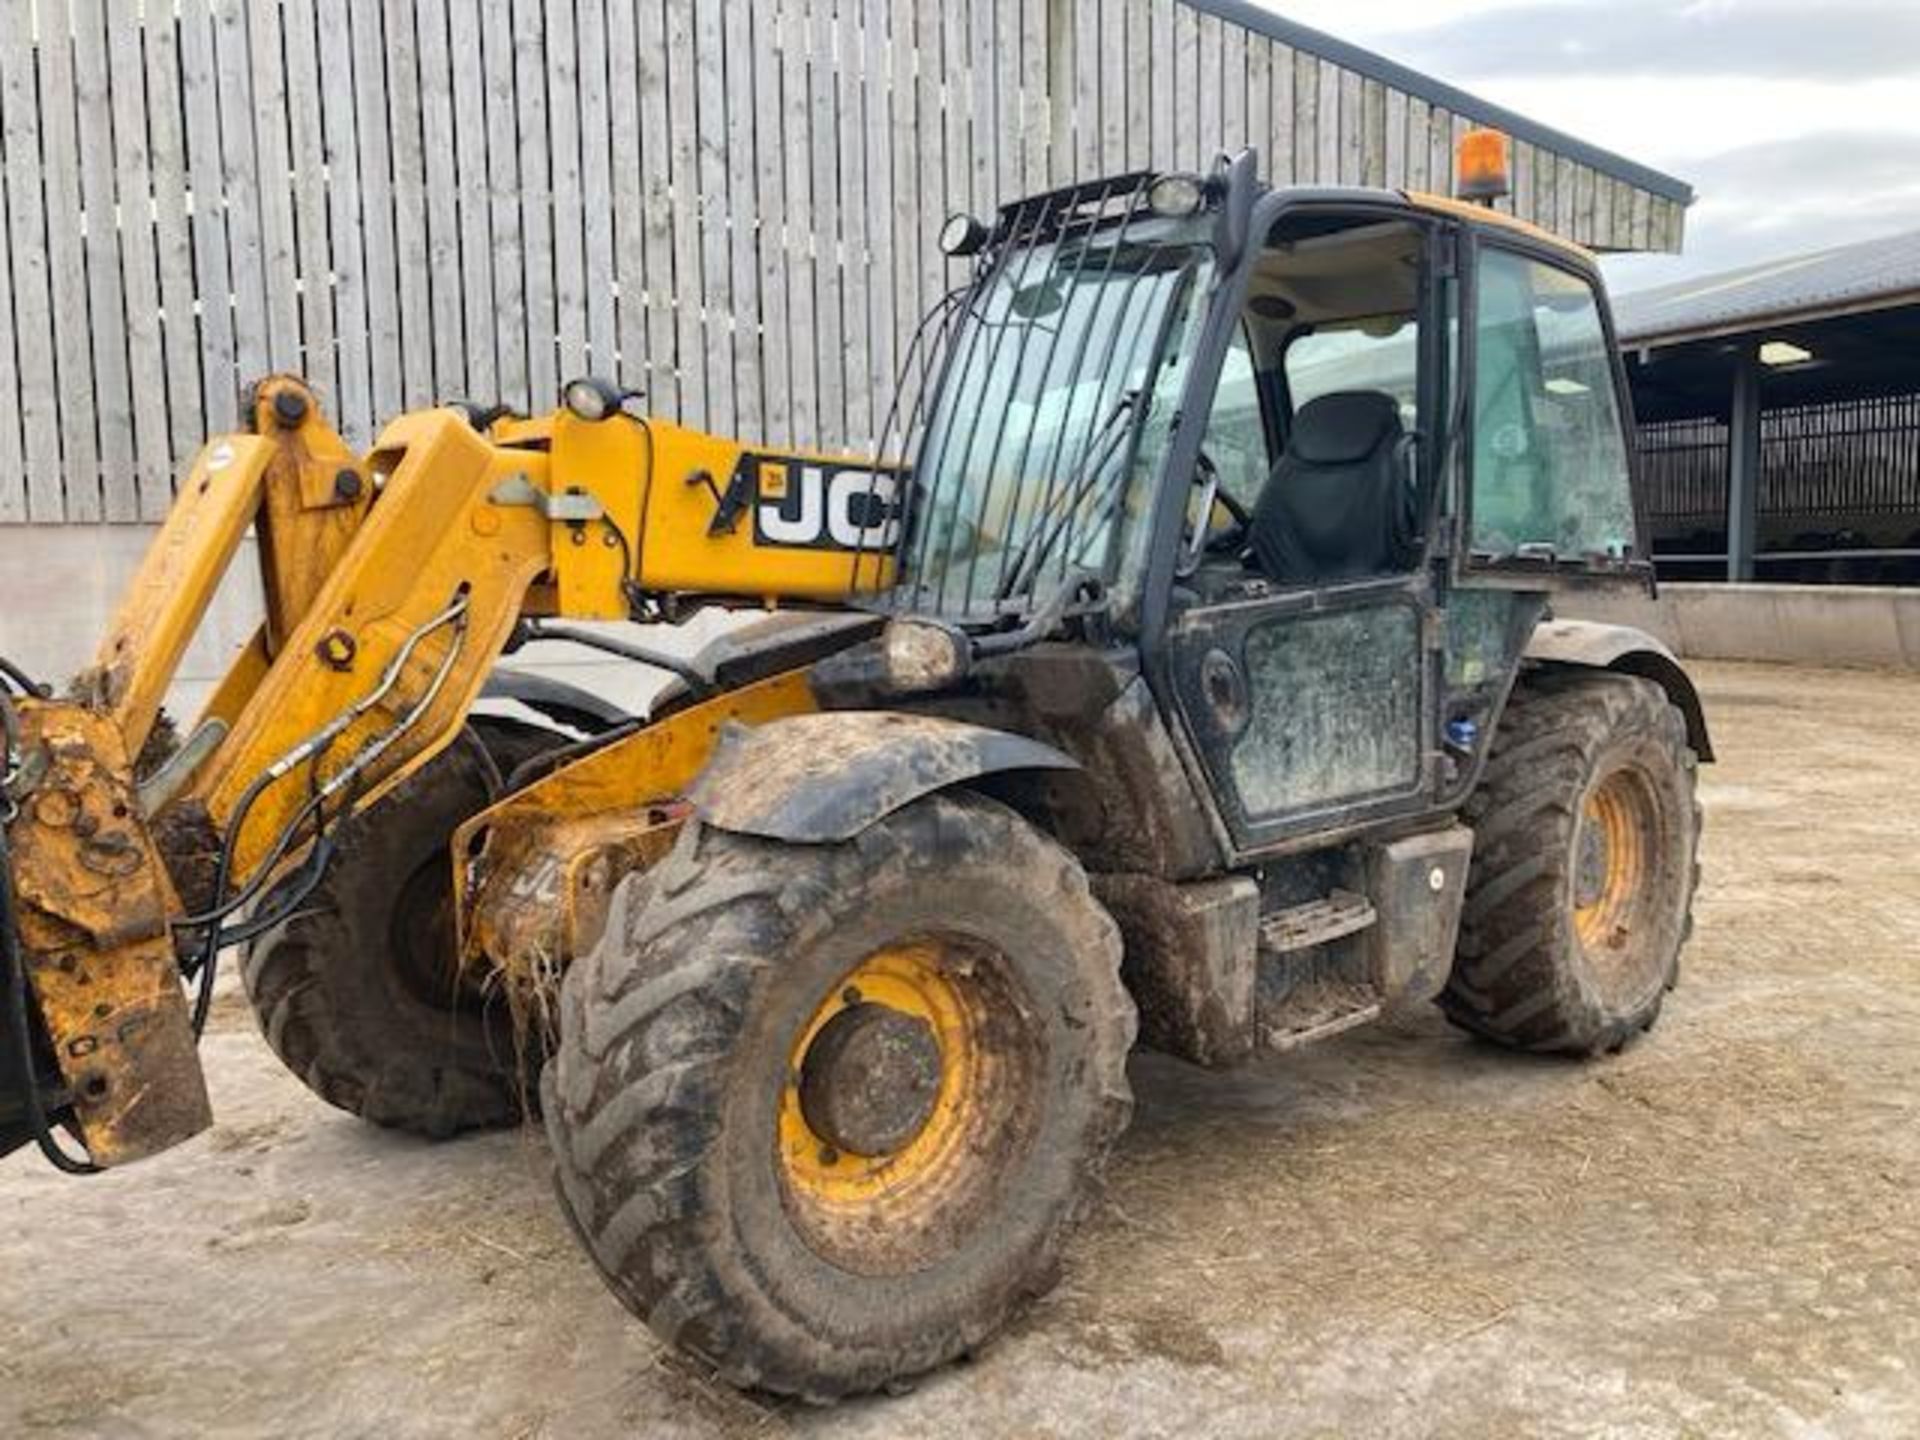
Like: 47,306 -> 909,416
1248,391 -> 1414,585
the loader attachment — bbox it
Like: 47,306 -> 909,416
2,699 -> 212,1168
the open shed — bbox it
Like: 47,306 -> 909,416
1619,229 -> 1920,584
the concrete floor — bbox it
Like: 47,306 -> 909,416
3,660 -> 1917,1438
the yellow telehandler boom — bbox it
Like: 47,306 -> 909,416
2,375 -> 899,1169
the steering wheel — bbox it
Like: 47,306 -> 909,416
1196,452 -> 1253,554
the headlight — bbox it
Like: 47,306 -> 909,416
562,376 -> 626,422
881,619 -> 970,693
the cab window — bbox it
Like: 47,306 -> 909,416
1469,248 -> 1636,562
1204,326 -> 1270,510
1284,317 -> 1419,431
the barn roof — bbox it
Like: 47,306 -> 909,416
1614,228 -> 1920,346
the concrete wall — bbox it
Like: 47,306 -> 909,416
1559,583 -> 1920,670
0,523 -> 722,720
0,525 -> 264,710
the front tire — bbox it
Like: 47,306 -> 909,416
543,792 -> 1135,1400
1442,670 -> 1701,1055
242,733 -> 526,1136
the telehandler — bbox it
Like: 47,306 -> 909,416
1,137 -> 1705,1399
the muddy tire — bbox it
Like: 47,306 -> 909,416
1442,670 -> 1701,1055
543,792 -> 1136,1400
242,733 -> 525,1136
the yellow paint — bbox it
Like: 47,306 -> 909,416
635,417 -> 900,598
1404,190 -> 1598,264
454,667 -> 818,969
248,376 -> 376,654
548,408 -> 647,618
1575,768 -> 1648,950
86,432 -> 276,757
6,700 -> 211,1165
190,410 -> 552,878
776,941 -> 982,1206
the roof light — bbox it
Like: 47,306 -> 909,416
1545,377 -> 1590,396
1456,129 -> 1511,205
939,213 -> 990,257
1761,340 -> 1812,367
1147,172 -> 1206,217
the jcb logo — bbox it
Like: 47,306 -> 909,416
749,456 -> 905,553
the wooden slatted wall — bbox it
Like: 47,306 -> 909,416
0,0 -> 1688,523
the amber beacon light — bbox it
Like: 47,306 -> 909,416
1456,129 -> 1511,205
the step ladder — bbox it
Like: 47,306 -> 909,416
1258,889 -> 1378,953
1256,890 -> 1382,1052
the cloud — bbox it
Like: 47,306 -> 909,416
1380,1 -> 1920,81
1602,130 -> 1920,288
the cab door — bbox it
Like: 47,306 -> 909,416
1160,210 -> 1451,858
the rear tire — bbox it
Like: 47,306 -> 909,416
242,733 -> 526,1136
1442,670 -> 1700,1055
543,792 -> 1135,1400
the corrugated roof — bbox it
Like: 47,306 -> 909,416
1614,228 -> 1920,345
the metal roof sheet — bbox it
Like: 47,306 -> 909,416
1614,228 -> 1920,345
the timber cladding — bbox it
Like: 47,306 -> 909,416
0,0 -> 1688,524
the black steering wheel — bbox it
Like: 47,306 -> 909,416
1196,452 -> 1253,554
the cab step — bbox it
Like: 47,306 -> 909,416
1258,979 -> 1382,1052
1258,889 -> 1378,953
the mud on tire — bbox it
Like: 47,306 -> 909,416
543,791 -> 1136,1400
1442,670 -> 1701,1056
242,732 -> 526,1136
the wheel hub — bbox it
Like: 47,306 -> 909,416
798,1002 -> 943,1157
1575,822 -> 1611,909
1573,765 -> 1654,955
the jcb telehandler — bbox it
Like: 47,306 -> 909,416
1,138 -> 1706,1399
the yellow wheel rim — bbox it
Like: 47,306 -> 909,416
773,933 -> 1043,1275
777,940 -> 981,1207
1573,766 -> 1653,954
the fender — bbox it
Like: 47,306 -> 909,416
1525,618 -> 1715,761
691,711 -> 1080,843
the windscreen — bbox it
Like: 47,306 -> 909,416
898,184 -> 1215,620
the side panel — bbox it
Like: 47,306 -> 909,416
633,418 -> 904,600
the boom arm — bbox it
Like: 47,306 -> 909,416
2,377 -> 901,1169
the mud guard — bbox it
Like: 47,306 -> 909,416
1526,619 -> 1715,761
691,712 -> 1080,843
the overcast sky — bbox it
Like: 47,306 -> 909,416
1258,0 -> 1920,293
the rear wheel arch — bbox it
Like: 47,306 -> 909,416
1524,618 -> 1713,761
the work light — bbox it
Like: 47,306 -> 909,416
939,213 -> 990,258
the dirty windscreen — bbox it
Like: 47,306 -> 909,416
903,232 -> 1215,618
